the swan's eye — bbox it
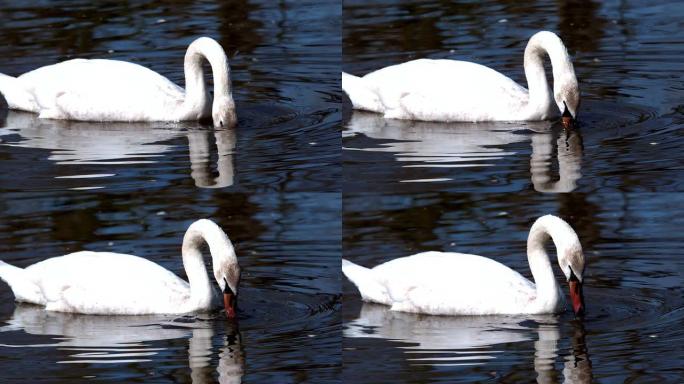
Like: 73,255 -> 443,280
220,120 -> 224,126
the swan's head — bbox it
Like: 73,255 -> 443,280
215,253 -> 240,319
530,215 -> 586,316
213,96 -> 237,128
559,244 -> 585,316
554,75 -> 580,128
183,218 -> 240,319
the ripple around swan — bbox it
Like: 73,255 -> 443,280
343,99 -> 680,193
0,1 -> 340,380
342,189 -> 684,382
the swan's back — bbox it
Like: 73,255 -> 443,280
24,251 -> 191,314
17,59 -> 186,121
361,59 -> 530,121
362,252 -> 538,315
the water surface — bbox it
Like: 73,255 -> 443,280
343,0 -> 684,382
0,0 -> 340,383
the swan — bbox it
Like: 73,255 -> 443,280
0,219 -> 240,318
0,37 -> 236,127
342,215 -> 586,316
342,31 -> 580,127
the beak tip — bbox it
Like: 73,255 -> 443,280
561,115 -> 574,128
223,292 -> 237,320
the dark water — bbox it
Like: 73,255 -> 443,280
343,0 -> 684,383
0,0 -> 340,383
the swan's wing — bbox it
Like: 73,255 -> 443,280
26,251 -> 192,315
372,252 -> 537,315
362,59 -> 531,122
17,59 -> 185,121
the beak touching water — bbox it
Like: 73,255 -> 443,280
561,101 -> 575,129
568,272 -> 585,317
223,278 -> 237,319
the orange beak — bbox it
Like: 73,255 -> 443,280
223,292 -> 236,319
562,115 -> 574,129
561,101 -> 575,129
568,279 -> 585,316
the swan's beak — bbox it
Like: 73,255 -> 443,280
568,278 -> 585,317
223,277 -> 237,319
562,101 -> 575,129
223,292 -> 236,319
562,115 -> 574,128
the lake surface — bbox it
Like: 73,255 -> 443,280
0,0 -> 340,383
343,0 -> 684,383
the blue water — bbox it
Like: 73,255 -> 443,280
343,0 -> 684,382
0,0 -> 340,383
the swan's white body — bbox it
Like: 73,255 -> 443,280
342,31 -> 579,123
0,219 -> 240,315
342,215 -> 586,316
0,37 -> 236,127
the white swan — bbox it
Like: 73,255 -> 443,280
0,37 -> 236,127
342,31 -> 579,126
342,215 -> 586,316
0,219 -> 240,317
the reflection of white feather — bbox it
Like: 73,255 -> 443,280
346,111 -> 583,192
346,303 -> 593,383
346,111 -> 535,166
0,112 -> 179,164
0,112 -> 235,188
344,303 -> 535,351
0,304 -> 245,383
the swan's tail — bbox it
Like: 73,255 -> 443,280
0,260 -> 43,304
342,72 -> 384,113
342,259 -> 391,305
0,73 -> 36,112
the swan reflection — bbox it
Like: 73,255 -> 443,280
345,303 -> 591,383
188,128 -> 236,188
530,128 -> 583,193
0,111 -> 235,189
345,111 -> 582,192
0,304 -> 244,383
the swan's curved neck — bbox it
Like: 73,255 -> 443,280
526,216 -> 579,310
183,38 -> 233,115
523,32 -> 573,117
181,220 -> 236,307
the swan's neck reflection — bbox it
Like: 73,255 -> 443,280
187,129 -> 236,188
0,304 -> 244,383
189,324 -> 244,384
345,302 -> 592,383
530,128 -> 583,193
